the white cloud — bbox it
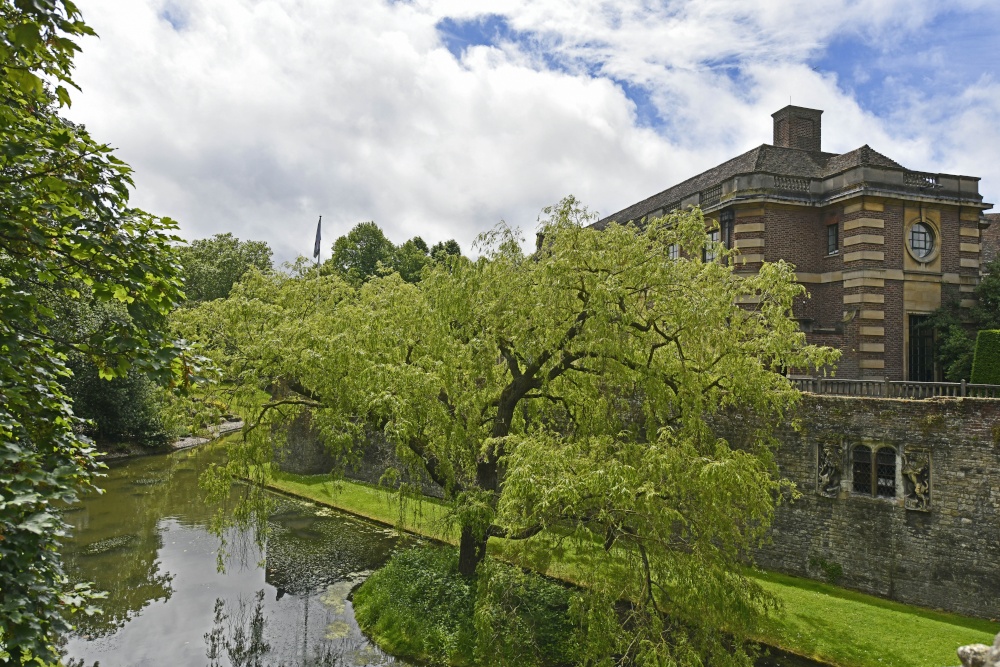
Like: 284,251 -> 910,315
67,0 -> 1000,262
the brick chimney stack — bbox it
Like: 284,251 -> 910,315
772,105 -> 823,152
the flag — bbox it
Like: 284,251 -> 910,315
313,215 -> 322,259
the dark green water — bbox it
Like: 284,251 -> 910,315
59,444 -> 822,667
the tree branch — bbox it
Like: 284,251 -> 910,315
487,523 -> 544,540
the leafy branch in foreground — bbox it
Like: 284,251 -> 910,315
0,0 -> 190,660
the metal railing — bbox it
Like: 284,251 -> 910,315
790,377 -> 1000,399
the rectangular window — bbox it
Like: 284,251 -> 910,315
720,210 -> 734,249
827,224 -> 838,255
667,244 -> 679,260
908,314 -> 935,381
704,230 -> 719,262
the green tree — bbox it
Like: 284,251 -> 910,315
928,255 -> 1000,381
189,199 -> 836,665
176,232 -> 272,303
394,236 -> 431,283
0,0 -> 187,659
327,221 -> 396,284
430,238 -> 461,261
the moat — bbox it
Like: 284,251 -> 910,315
60,444 -> 821,667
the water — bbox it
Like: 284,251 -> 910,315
59,444 -> 825,667
60,444 -> 411,666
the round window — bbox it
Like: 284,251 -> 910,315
908,222 -> 935,259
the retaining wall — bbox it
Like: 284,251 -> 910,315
717,394 -> 1000,619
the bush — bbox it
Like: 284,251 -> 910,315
353,547 -> 579,667
65,362 -> 170,447
353,547 -> 475,664
473,558 -> 579,667
970,330 -> 1000,384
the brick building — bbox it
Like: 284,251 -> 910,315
595,106 -> 995,380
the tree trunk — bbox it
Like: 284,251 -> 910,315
458,524 -> 489,578
457,386 -> 522,577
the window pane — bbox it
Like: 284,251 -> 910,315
704,231 -> 718,262
668,244 -> 679,260
909,222 -> 935,258
876,448 -> 896,498
827,224 -> 838,254
852,445 -> 872,494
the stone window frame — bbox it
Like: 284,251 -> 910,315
905,217 -> 940,264
850,443 -> 899,500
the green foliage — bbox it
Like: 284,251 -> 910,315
970,330 -> 1000,384
0,0 -> 189,660
354,548 -> 475,664
928,255 -> 1000,380
182,197 -> 837,665
326,221 -> 460,284
430,238 -> 462,261
922,306 -> 976,381
354,547 -> 577,667
327,221 -> 396,284
808,556 -> 843,585
176,232 -> 272,303
473,559 -> 579,667
65,365 -> 169,447
394,237 -> 432,283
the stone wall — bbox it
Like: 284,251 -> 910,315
277,394 -> 1000,618
717,394 -> 1000,619
274,412 -> 444,498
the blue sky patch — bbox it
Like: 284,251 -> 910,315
437,13 -> 672,130
436,14 -> 520,60
813,8 -> 1000,119
614,79 -> 665,129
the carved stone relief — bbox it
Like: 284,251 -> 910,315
816,438 -> 844,498
902,449 -> 931,511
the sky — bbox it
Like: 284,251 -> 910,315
66,0 -> 1000,263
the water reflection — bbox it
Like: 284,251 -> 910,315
60,444 -> 822,667
60,444 -> 410,666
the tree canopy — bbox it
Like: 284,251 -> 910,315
0,0 -> 187,659
187,198 -> 837,665
326,220 -> 461,284
176,232 -> 273,303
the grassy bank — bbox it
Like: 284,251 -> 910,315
267,471 -> 999,667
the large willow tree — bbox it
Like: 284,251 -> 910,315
191,199 -> 837,665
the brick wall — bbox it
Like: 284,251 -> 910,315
984,215 -> 1000,266
715,394 -> 1000,619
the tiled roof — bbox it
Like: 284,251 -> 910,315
595,144 -> 907,228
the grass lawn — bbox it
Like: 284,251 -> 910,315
266,471 -> 999,667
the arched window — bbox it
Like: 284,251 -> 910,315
852,445 -> 897,498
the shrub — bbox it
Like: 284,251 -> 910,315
970,330 -> 1000,385
353,547 -> 475,665
353,547 -> 579,667
65,362 -> 170,447
473,558 -> 580,667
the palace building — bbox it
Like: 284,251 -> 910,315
594,106 -> 995,381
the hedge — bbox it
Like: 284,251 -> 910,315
970,330 -> 1000,384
